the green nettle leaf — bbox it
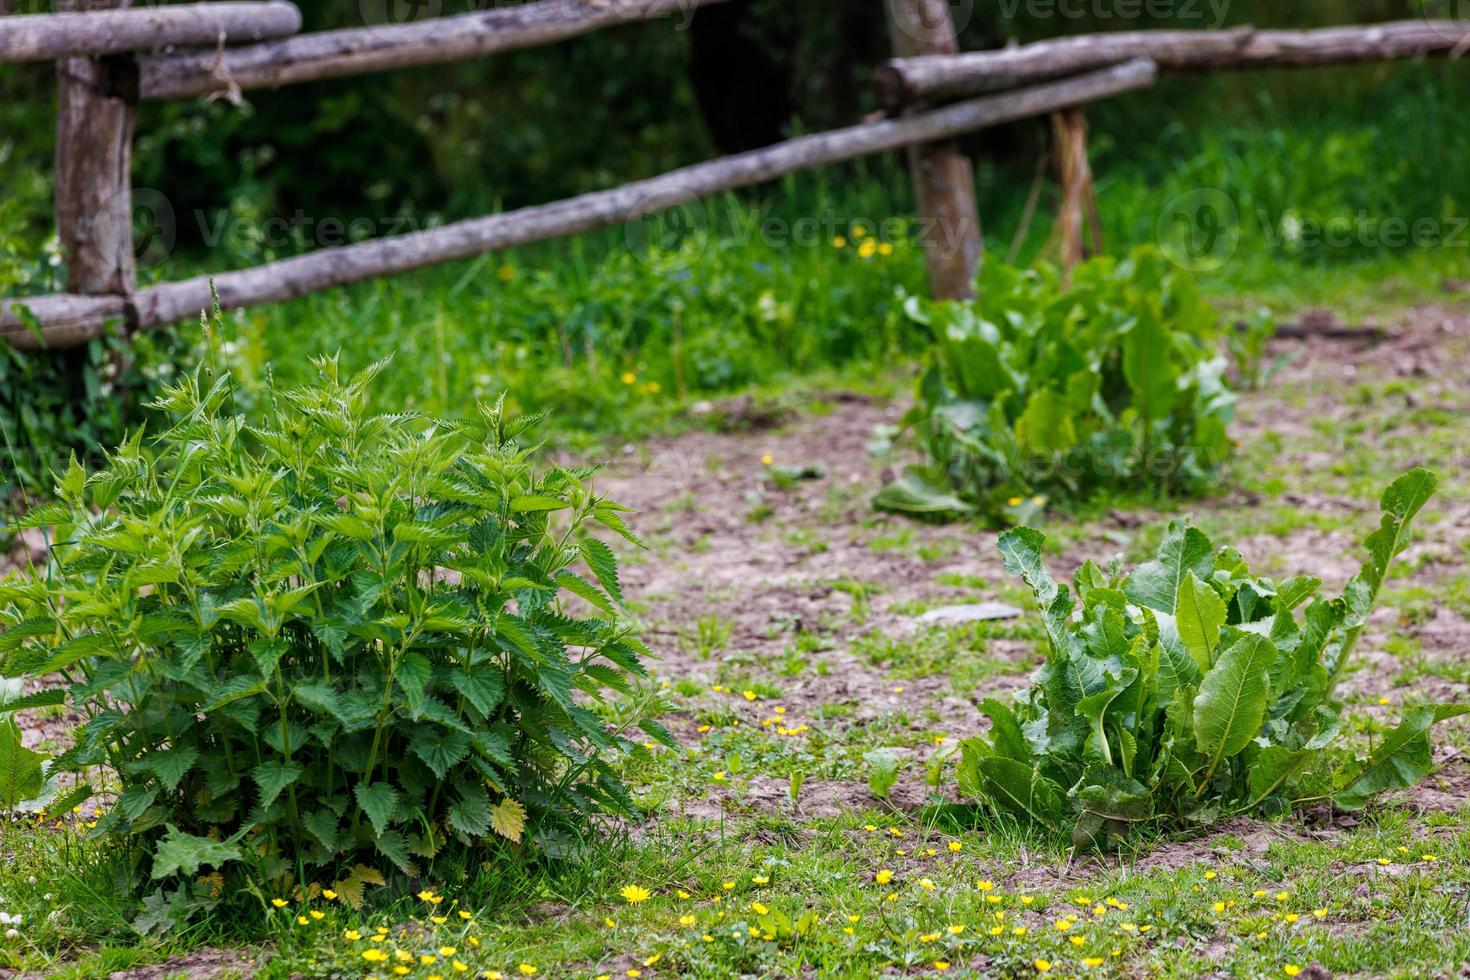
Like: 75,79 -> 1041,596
410,729 -> 473,780
1193,633 -> 1278,773
966,467 -> 1455,846
148,746 -> 200,793
450,666 -> 505,717
0,719 -> 45,807
489,797 -> 527,843
354,782 -> 400,837
448,784 -> 492,837
1174,571 -> 1227,673
252,760 -> 304,809
151,825 -> 242,879
579,538 -> 623,605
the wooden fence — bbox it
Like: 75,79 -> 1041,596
1,2 -> 1466,350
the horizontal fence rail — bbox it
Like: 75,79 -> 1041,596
139,0 -> 734,101
1,59 -> 1160,349
876,20 -> 1470,106
0,2 -> 300,63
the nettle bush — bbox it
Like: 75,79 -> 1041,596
0,357 -> 666,905
874,248 -> 1235,521
960,468 -> 1465,848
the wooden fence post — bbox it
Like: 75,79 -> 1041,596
54,0 -> 138,305
884,0 -> 983,301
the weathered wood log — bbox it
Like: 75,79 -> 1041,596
54,0 -> 137,300
140,0 -> 735,101
0,2 -> 301,62
876,20 -> 1470,107
4,58 -> 1158,348
884,0 -> 982,301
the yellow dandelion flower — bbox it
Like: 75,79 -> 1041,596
1013,926 -> 1028,936
362,949 -> 388,963
1313,908 -> 1327,918
620,372 -> 637,385
1082,957 -> 1104,968
1285,967 -> 1302,978
760,454 -> 774,466
989,926 -> 1004,936
712,772 -> 726,782
1204,871 -> 1217,880
621,885 -> 651,904
1377,858 -> 1392,866
853,225 -> 869,237
878,243 -> 894,256
1021,895 -> 1034,905
418,890 -> 437,902
723,881 -> 736,891
309,910 -> 325,921
421,955 -> 439,966
458,910 -> 473,920
345,930 -> 362,941
753,875 -> 770,884
751,902 -> 770,916
742,689 -> 757,701
680,914 -> 696,926
643,954 -> 661,967
1054,919 -> 1072,931
1069,935 -> 1085,947
1008,496 -> 1024,507
605,917 -> 617,928
1035,960 -> 1052,973
949,841 -> 963,853
918,878 -> 937,891
947,924 -> 964,935
1423,854 -> 1439,862
1212,901 -> 1226,913
518,966 -> 538,977
677,890 -> 691,899
832,236 -> 847,249
935,962 -> 950,972
432,915 -> 448,925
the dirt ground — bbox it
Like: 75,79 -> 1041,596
590,303 -> 1470,828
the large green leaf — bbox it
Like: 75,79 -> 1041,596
1127,521 -> 1215,614
975,757 -> 1066,831
998,527 -> 1074,654
1192,633 -> 1278,774
872,468 -> 975,517
1122,308 -> 1177,423
0,720 -> 45,807
151,825 -> 242,879
353,782 -> 399,837
1330,468 -> 1437,684
252,760 -> 303,809
1014,389 -> 1077,454
1334,704 -> 1470,810
1174,571 -> 1227,673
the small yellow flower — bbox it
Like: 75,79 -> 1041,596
1035,960 -> 1052,973
643,954 -> 661,967
713,772 -> 726,782
947,924 -> 964,935
418,890 -> 437,902
518,966 -> 538,977
753,875 -> 770,884
621,885 -> 651,904
1082,957 -> 1104,968
1275,891 -> 1289,900
878,243 -> 894,256
1423,854 -> 1439,862
1377,697 -> 1390,705
605,917 -> 617,928
1204,871 -> 1217,880
760,454 -> 774,466
1021,895 -> 1034,905
853,225 -> 868,237
497,265 -> 515,281
271,898 -> 288,908
322,889 -> 337,900
832,236 -> 847,249
935,962 -> 950,972
1054,918 -> 1072,931
750,902 -> 770,915
1313,908 -> 1327,918
722,881 -> 736,891
918,878 -> 937,891
1212,901 -> 1226,913
875,869 -> 895,885
949,842 -> 963,853
977,880 -> 994,891
296,915 -> 309,925
309,910 -> 325,921
345,930 -> 362,941
680,914 -> 696,926
1069,935 -> 1085,947
1285,967 -> 1302,978
621,372 -> 637,385
677,890 -> 691,899
421,955 -> 439,966
362,949 -> 388,963
742,689 -> 757,701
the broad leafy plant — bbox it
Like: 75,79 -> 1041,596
959,468 -> 1464,847
874,248 -> 1235,520
0,357 -> 666,900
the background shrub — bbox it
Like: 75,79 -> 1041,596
0,354 -> 667,902
874,248 -> 1235,521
